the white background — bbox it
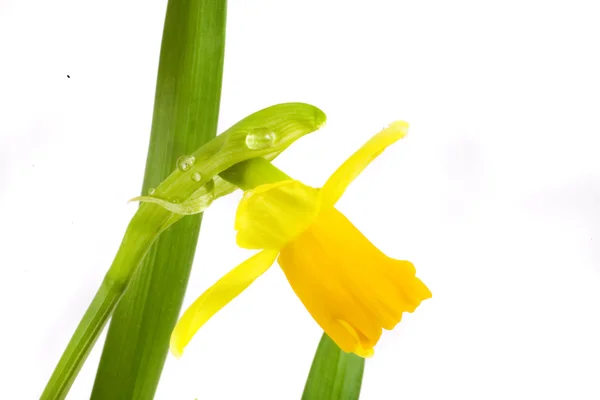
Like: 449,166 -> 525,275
1,0 -> 600,399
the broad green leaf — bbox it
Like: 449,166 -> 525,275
90,2 -> 227,398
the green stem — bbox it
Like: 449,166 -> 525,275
40,278 -> 120,400
40,205 -> 172,400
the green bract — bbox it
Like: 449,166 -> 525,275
131,102 -> 326,217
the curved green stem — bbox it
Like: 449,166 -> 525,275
40,277 -> 121,400
40,109 -> 323,399
40,205 -> 173,400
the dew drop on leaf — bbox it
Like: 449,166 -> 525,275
245,128 -> 276,150
177,155 -> 195,171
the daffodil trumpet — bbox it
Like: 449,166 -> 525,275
171,122 -> 431,358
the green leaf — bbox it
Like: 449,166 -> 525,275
302,333 -> 365,400
90,1 -> 227,399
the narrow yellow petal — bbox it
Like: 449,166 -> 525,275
321,121 -> 408,208
170,249 -> 279,357
235,180 -> 320,249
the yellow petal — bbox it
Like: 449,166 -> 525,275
170,249 -> 279,357
235,180 -> 320,249
321,121 -> 409,208
278,208 -> 430,357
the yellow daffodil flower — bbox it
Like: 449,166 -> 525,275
171,121 -> 431,358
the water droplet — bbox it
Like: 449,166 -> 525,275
148,187 -> 155,195
171,198 -> 181,204
245,128 -> 276,150
191,172 -> 202,182
177,155 -> 195,171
